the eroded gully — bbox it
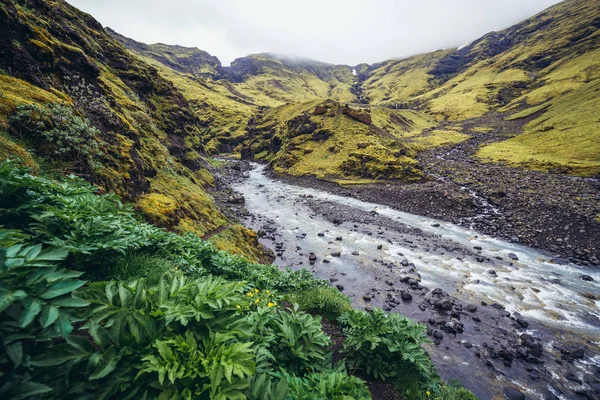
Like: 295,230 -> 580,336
230,163 -> 600,400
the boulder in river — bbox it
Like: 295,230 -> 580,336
226,193 -> 245,204
400,291 -> 413,302
581,275 -> 594,281
504,387 -> 525,400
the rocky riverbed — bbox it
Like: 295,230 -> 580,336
213,160 -> 600,400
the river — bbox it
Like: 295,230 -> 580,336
231,163 -> 600,399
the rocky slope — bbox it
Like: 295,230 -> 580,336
0,0 -> 267,261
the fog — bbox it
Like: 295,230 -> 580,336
66,0 -> 563,65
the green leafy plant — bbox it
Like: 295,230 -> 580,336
339,308 -> 435,381
285,370 -> 372,400
287,287 -> 351,320
268,304 -> 332,375
0,232 -> 89,400
9,103 -> 101,168
0,160 -> 476,400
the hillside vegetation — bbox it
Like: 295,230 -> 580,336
240,99 -> 462,182
107,0 -> 599,177
0,160 -> 477,400
364,0 -> 600,175
0,0 -> 267,260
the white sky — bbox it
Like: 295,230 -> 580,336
66,0 -> 563,66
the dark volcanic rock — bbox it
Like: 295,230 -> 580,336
503,387 -> 525,400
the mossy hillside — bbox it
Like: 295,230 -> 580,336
478,45 -> 600,175
242,100 -> 460,181
478,77 -> 600,176
419,65 -> 530,120
362,0 -> 599,122
108,33 -> 360,156
223,53 -> 357,104
362,50 -> 452,105
106,27 -> 221,77
130,52 -> 257,154
108,32 -> 359,107
0,0 -> 266,261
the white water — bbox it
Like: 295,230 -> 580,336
235,164 -> 600,337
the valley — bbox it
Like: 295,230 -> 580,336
0,0 -> 599,398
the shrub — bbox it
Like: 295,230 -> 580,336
287,287 -> 352,320
339,308 -> 435,381
100,251 -> 175,284
285,370 -> 371,400
0,160 -> 477,400
9,103 -> 101,168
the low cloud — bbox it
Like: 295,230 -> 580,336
67,0 -> 562,65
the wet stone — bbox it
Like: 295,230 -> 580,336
466,304 -> 477,313
503,387 -> 525,400
400,291 -> 413,302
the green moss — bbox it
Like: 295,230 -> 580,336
505,103 -> 551,120
479,77 -> 600,176
0,132 -> 38,172
137,193 -> 177,226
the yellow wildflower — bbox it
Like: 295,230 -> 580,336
426,391 -> 431,397
247,292 -> 253,297
254,288 -> 259,293
267,302 -> 274,307
266,290 -> 270,295
236,305 -> 241,309
273,301 -> 277,306
255,298 -> 260,304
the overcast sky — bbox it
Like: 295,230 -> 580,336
66,0 -> 562,66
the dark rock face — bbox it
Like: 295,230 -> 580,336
342,106 -> 372,125
503,387 -> 525,400
107,27 -> 221,77
0,0 -> 210,203
311,129 -> 332,141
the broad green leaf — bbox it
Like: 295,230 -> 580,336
118,283 -> 130,306
0,290 -> 26,313
39,305 -> 59,328
51,297 -> 89,307
19,298 -> 43,328
88,321 -> 110,348
6,341 -> 23,368
66,335 -> 96,353
36,247 -> 69,261
89,348 -> 120,380
55,313 -> 73,337
11,381 -> 53,400
41,280 -> 86,299
31,343 -> 86,367
23,244 -> 42,261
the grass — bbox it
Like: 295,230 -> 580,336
478,79 -> 600,175
505,103 -> 551,120
363,50 -> 452,104
0,75 -> 71,128
102,251 -> 176,285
